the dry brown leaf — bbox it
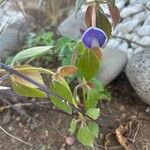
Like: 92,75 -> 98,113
56,65 -> 78,77
11,65 -> 44,88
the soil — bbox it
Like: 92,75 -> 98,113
0,1 -> 150,150
0,73 -> 150,150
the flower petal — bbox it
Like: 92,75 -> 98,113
81,27 -> 108,48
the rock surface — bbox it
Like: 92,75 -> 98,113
0,0 -> 51,57
98,47 -> 128,86
58,10 -> 85,40
126,51 -> 150,105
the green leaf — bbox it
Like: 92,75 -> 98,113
85,89 -> 101,110
87,122 -> 99,138
75,0 -> 86,15
11,46 -> 53,65
50,80 -> 74,104
50,80 -> 74,114
50,95 -> 72,114
77,125 -> 94,147
86,108 -> 100,120
85,78 -> 111,109
96,9 -> 112,38
12,81 -> 46,97
56,37 -> 76,66
78,49 -> 100,81
99,88 -> 111,101
68,119 -> 77,135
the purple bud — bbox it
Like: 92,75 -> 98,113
81,27 -> 108,48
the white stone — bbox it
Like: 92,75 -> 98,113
134,47 -> 145,54
137,26 -> 150,36
140,36 -> 150,47
146,1 -> 150,9
126,51 -> 150,105
116,1 -> 126,10
98,47 -> 128,86
120,4 -> 143,18
133,12 -> 146,24
117,42 -> 129,54
106,39 -> 121,48
116,19 -> 140,33
127,48 -> 134,59
130,0 -> 149,4
131,43 -> 138,49
132,34 -> 140,42
123,34 -> 133,41
143,15 -> 150,26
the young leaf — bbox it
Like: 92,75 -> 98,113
107,3 -> 120,28
50,95 -> 72,114
85,5 -> 95,27
78,49 -> 100,81
11,46 -> 53,65
50,80 -> 75,114
56,65 -> 78,77
85,78 -> 111,109
99,88 -> 111,101
85,89 -> 101,110
68,119 -> 77,135
11,65 -> 44,88
50,80 -> 74,104
86,108 -> 100,120
12,81 -> 46,97
77,125 -> 94,147
96,9 -> 112,38
87,121 -> 99,138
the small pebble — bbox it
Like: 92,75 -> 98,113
145,107 -> 150,113
119,105 -> 125,112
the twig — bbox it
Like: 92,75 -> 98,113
130,123 -> 140,143
0,73 -> 10,83
113,35 -> 150,48
0,126 -> 32,147
95,142 -> 122,149
0,101 -> 74,117
0,95 -> 32,120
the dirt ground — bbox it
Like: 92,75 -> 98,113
0,1 -> 150,150
0,73 -> 150,150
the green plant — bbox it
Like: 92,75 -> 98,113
23,30 -> 77,67
0,0 -> 120,148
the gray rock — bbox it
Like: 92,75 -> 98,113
146,1 -> 150,9
126,51 -> 150,105
0,19 -> 33,57
58,10 -> 85,40
97,47 -> 128,86
120,4 -> 143,18
116,19 -> 141,33
137,26 -> 150,36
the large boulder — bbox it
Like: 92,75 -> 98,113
98,47 -> 128,86
126,51 -> 150,105
58,10 -> 85,40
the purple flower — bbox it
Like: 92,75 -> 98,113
81,27 -> 108,48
